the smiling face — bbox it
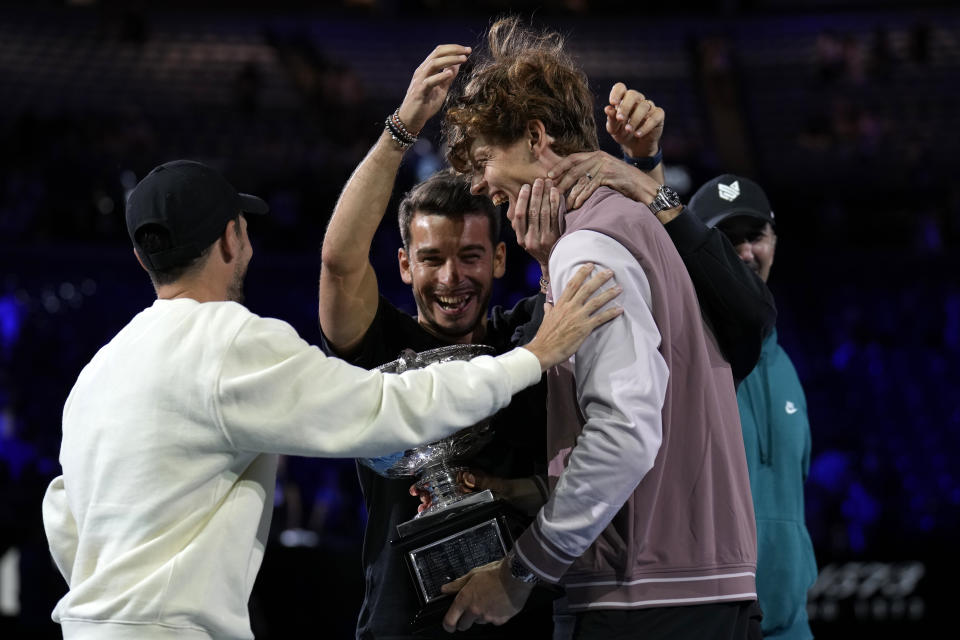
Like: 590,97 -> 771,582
467,126 -> 558,222
398,211 -> 506,343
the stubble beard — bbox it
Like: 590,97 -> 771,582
227,259 -> 247,304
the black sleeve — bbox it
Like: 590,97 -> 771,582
488,292 -> 546,348
663,208 -> 777,384
319,295 -> 435,369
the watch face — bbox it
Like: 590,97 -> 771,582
509,553 -> 537,582
652,185 -> 681,213
661,186 -> 681,206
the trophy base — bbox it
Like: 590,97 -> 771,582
392,496 -> 527,633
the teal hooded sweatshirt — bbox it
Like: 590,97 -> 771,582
737,329 -> 818,640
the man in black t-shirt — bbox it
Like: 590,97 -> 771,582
323,167 -> 557,639
324,170 -> 557,640
319,46 -> 558,639
319,46 -> 775,639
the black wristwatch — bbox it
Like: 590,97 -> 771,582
506,549 -> 539,584
648,184 -> 682,215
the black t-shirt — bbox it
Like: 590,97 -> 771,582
321,294 -> 553,640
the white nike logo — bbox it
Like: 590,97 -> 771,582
717,180 -> 740,202
785,401 -> 798,415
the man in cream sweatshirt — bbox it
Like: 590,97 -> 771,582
41,159 -> 620,639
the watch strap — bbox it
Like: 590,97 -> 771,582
507,548 -> 539,584
622,145 -> 662,172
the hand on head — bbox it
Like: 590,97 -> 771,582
397,44 -> 471,135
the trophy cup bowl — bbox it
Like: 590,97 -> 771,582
359,344 -> 528,630
361,344 -> 496,522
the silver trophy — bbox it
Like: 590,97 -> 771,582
360,344 -> 524,628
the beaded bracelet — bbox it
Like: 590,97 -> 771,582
391,109 -> 416,139
385,109 -> 417,149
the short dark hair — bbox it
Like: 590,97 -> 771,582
134,214 -> 240,286
397,170 -> 500,250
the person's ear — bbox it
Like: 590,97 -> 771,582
219,219 -> 242,264
398,247 -> 413,285
493,241 -> 506,279
526,120 -> 554,157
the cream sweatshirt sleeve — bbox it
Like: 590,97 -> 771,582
215,315 -> 542,457
41,475 -> 78,585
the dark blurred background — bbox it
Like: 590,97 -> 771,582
1,0 -> 957,637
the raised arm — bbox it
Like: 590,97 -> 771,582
547,83 -> 776,381
319,45 -> 471,355
546,82 -> 666,212
607,81 -> 666,186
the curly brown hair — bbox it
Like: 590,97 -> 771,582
443,16 -> 599,174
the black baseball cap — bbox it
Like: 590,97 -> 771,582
687,174 -> 775,229
126,159 -> 269,271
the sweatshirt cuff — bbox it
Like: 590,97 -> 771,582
496,347 -> 542,395
663,207 -> 710,255
513,518 -> 578,584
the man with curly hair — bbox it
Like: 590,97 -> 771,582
440,18 -> 762,640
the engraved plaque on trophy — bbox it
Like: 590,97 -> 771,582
359,344 -> 528,630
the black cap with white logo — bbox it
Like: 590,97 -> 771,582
125,160 -> 268,271
687,174 -> 775,229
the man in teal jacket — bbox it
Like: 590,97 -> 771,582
689,175 -> 818,640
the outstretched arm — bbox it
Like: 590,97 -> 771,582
319,44 -> 471,355
221,265 -> 622,459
